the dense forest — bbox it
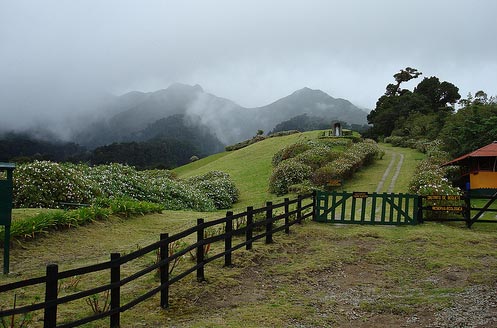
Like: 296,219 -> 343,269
366,67 -> 497,156
0,133 -> 199,169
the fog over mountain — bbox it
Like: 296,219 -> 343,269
71,83 -> 368,148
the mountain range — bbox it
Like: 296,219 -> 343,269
74,83 -> 369,149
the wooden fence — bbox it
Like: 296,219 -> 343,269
0,194 -> 315,327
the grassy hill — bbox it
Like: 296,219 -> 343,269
174,131 -> 322,208
174,131 -> 425,209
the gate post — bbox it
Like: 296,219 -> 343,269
297,195 -> 303,224
110,253 -> 121,328
246,206 -> 254,250
265,202 -> 273,244
284,198 -> 290,234
44,264 -> 58,328
160,233 -> 169,308
196,218 -> 205,282
464,192 -> 471,228
312,190 -> 317,221
416,195 -> 423,224
225,211 -> 233,267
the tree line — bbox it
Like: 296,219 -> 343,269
0,133 -> 199,170
366,67 -> 497,156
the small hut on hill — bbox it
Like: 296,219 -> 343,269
443,141 -> 497,195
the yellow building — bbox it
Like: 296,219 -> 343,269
443,142 -> 497,194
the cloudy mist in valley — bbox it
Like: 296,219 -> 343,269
1,0 -> 496,139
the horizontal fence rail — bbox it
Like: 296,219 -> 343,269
0,193 -> 315,327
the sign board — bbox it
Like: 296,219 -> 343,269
427,206 -> 464,212
426,195 -> 461,201
328,179 -> 342,187
0,162 -> 15,274
353,192 -> 369,199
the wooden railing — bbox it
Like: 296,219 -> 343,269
0,193 -> 315,327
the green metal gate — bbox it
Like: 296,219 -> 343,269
315,190 -> 419,225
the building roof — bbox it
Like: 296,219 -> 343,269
443,141 -> 497,166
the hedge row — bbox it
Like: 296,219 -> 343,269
13,162 -> 238,211
269,139 -> 382,195
407,140 -> 461,196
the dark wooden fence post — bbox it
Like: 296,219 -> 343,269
297,195 -> 303,224
284,198 -> 290,234
225,211 -> 233,267
110,253 -> 121,328
246,206 -> 253,250
44,263 -> 58,328
196,218 -> 205,282
417,195 -> 424,224
160,233 -> 169,309
464,192 -> 471,228
265,202 -> 273,244
312,190 -> 317,221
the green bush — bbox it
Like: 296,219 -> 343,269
188,171 -> 239,209
269,159 -> 313,195
225,135 -> 266,151
107,198 -> 164,218
142,177 -> 216,212
294,147 -> 339,170
270,139 -> 381,194
271,142 -> 312,167
311,165 -> 341,186
312,141 -> 380,185
384,136 -> 407,147
267,130 -> 300,138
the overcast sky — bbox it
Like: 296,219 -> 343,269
1,0 -> 496,131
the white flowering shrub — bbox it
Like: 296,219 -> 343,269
408,159 -> 460,196
143,177 -> 216,211
80,163 -> 148,200
13,161 -> 100,208
269,159 -> 313,195
13,162 -> 235,211
408,146 -> 462,220
188,171 -> 239,209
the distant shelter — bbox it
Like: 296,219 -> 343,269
443,141 -> 497,195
